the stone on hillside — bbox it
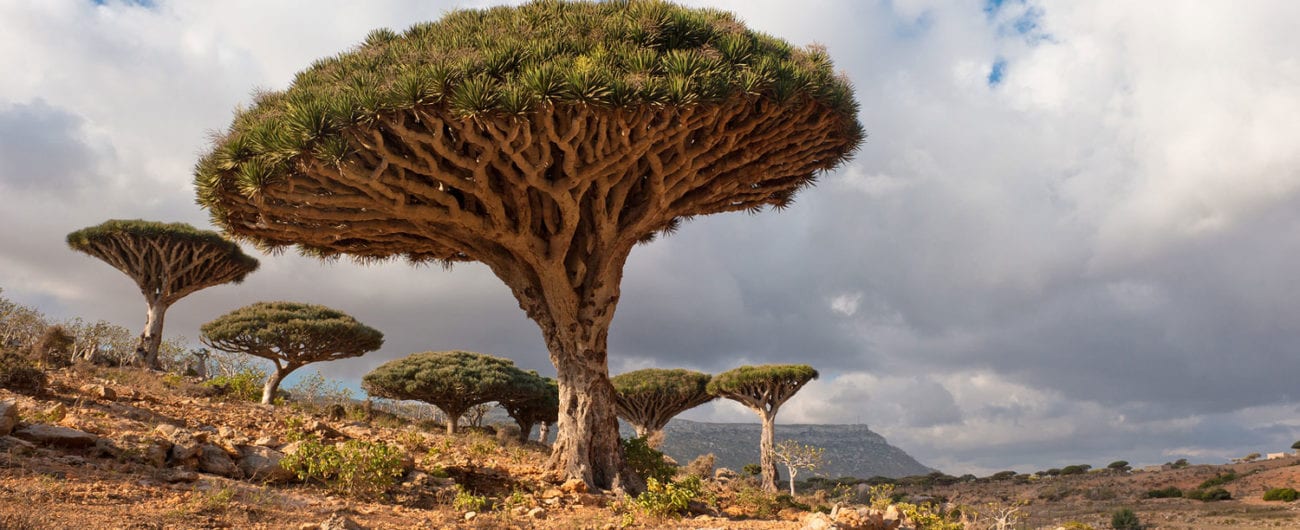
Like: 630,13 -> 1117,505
198,443 -> 241,478
0,435 -> 35,455
0,401 -> 17,436
560,477 -> 588,494
527,507 -> 547,519
237,445 -> 295,483
45,403 -> 67,422
12,424 -> 97,448
303,420 -> 343,439
339,423 -> 371,439
79,384 -> 115,400
318,514 -> 365,530
253,435 -> 279,447
714,467 -> 738,481
801,512 -> 837,530
162,469 -> 199,483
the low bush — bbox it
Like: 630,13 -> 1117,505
205,369 -> 265,402
1145,486 -> 1183,499
636,475 -> 705,517
1197,471 -> 1237,489
1184,487 -> 1231,502
452,485 -> 489,512
1110,508 -> 1142,530
280,437 -> 405,499
0,349 -> 45,394
1262,487 -> 1299,502
623,436 -> 675,483
742,463 -> 761,477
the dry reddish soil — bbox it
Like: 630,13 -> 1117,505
4,366 -> 1300,529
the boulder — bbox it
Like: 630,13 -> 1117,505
0,436 -> 35,455
237,445 -> 295,483
560,477 -> 588,494
318,514 -> 364,530
0,401 -> 16,436
801,512 -> 837,530
198,443 -> 241,477
527,507 -> 547,519
79,384 -> 115,400
12,424 -> 97,448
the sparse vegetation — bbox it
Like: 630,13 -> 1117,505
1185,487 -> 1231,501
1145,486 -> 1183,498
635,475 -> 706,517
1110,507 -> 1142,530
1262,487 -> 1298,502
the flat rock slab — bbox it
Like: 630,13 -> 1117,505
12,424 -> 98,448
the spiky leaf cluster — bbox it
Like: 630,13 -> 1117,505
200,301 -> 383,366
361,350 -> 538,419
195,0 -> 863,223
707,364 -> 817,415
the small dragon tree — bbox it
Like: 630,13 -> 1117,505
200,301 -> 383,404
612,368 -> 714,440
499,372 -> 560,442
194,1 -> 861,489
362,350 -> 532,434
67,220 -> 259,368
708,364 -> 818,492
773,440 -> 825,495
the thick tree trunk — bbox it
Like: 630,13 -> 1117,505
760,413 -> 778,492
538,422 -> 551,444
136,300 -> 168,369
548,342 -> 635,491
515,419 -> 534,443
444,406 -> 467,435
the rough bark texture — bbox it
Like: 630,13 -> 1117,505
538,422 -> 551,444
136,301 -> 168,368
261,367 -> 291,405
760,413 -> 777,492
203,100 -> 854,490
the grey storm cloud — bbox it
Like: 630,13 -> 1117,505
2,0 -> 1300,475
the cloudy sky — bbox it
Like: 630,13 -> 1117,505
3,0 -> 1300,475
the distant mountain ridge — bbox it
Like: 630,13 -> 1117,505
623,419 -> 935,479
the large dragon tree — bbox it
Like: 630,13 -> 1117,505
499,372 -> 560,443
200,301 -> 383,404
67,220 -> 259,368
708,364 -> 818,492
195,1 -> 861,489
362,350 -> 535,434
612,368 -> 713,440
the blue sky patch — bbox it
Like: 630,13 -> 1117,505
988,57 -> 1007,86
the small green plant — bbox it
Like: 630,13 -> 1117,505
1197,471 -> 1237,489
635,475 -> 704,517
734,484 -> 780,518
452,485 -> 489,512
280,436 -> 405,498
205,369 -> 266,402
1262,487 -> 1298,502
1145,486 -> 1183,498
1184,487 -> 1231,502
1110,508 -> 1142,530
742,463 -> 761,477
623,436 -> 676,483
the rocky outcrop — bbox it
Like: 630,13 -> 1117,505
12,424 -> 98,448
237,445 -> 295,483
198,443 -> 241,477
0,401 -> 16,436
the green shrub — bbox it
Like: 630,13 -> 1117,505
1060,464 -> 1092,476
205,369 -> 266,402
1197,471 -> 1237,489
1145,486 -> 1183,499
623,436 -> 675,483
280,437 -> 405,498
742,463 -> 762,477
452,485 -> 489,512
0,349 -> 45,394
1185,487 -> 1231,502
734,485 -> 780,518
1262,487 -> 1298,502
635,476 -> 704,517
1110,508 -> 1141,530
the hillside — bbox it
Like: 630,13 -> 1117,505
646,420 -> 934,479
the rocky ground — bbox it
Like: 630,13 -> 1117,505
3,365 -> 1300,529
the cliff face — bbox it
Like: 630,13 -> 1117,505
628,419 -> 935,479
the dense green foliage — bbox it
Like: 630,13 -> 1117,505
1263,487 -> 1299,502
622,436 -> 676,484
497,371 -> 558,437
1110,508 -> 1142,530
280,436 -> 406,499
1106,460 -> 1130,472
362,350 -> 535,432
1060,464 -> 1091,476
195,0 -> 862,209
1144,486 -> 1183,499
706,364 -> 818,395
66,220 -> 259,275
613,368 -> 710,397
201,302 -> 383,358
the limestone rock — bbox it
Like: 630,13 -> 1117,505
0,435 -> 35,455
0,401 -> 17,436
253,435 -> 279,447
560,477 -> 588,494
319,513 -> 364,530
79,384 -> 115,400
162,469 -> 199,483
237,445 -> 295,483
527,507 -> 547,519
802,512 -> 837,530
198,443 -> 241,477
714,467 -> 738,481
12,423 -> 97,448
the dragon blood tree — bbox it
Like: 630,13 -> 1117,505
194,1 -> 861,489
612,368 -> 713,440
499,372 -> 560,443
200,301 -> 383,404
708,364 -> 818,492
67,220 -> 259,368
362,350 -> 534,434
